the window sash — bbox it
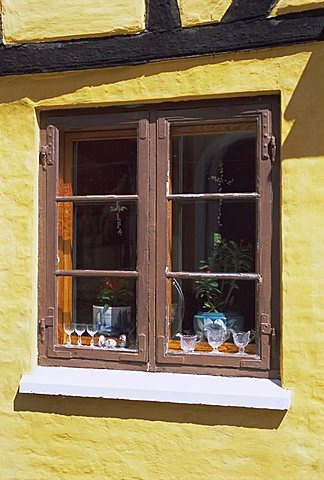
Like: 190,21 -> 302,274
155,106 -> 273,372
39,113 -> 150,365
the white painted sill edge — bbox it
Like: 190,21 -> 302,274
19,366 -> 291,410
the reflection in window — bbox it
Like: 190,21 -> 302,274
58,133 -> 138,351
169,123 -> 257,356
171,124 -> 256,194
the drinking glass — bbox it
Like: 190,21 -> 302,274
63,322 -> 75,347
86,324 -> 98,348
75,323 -> 86,347
231,330 -> 255,355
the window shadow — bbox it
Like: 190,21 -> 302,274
0,47 -> 298,105
283,45 -> 324,159
14,392 -> 286,429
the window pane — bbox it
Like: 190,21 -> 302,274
168,278 -> 256,355
58,276 -> 137,350
171,199 -> 255,272
58,201 -> 137,271
171,124 -> 256,194
71,137 -> 137,195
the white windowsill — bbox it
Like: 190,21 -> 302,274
19,366 -> 291,410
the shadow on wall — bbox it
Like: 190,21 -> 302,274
14,393 -> 286,429
283,44 -> 324,159
0,45 -> 311,106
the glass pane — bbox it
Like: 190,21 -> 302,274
58,201 -> 137,270
171,199 -> 255,272
58,276 -> 137,350
72,137 -> 137,195
171,123 -> 256,194
168,278 -> 256,355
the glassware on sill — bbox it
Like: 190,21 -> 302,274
204,324 -> 229,354
63,322 -> 76,347
231,330 -> 255,355
75,323 -> 86,347
105,338 -> 117,348
86,324 -> 98,348
118,334 -> 127,348
176,333 -> 200,353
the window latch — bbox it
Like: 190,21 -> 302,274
260,313 -> 272,335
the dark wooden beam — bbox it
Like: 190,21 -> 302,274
222,0 -> 278,22
0,10 -> 323,77
0,14 -> 3,45
146,0 -> 181,32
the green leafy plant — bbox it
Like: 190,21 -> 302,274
195,233 -> 252,313
97,278 -> 132,310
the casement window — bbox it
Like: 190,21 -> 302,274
38,98 -> 279,378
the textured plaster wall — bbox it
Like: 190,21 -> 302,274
0,43 -> 324,479
1,0 -> 145,43
177,0 -> 324,26
178,0 -> 232,26
271,0 -> 324,15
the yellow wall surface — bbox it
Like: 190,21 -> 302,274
271,0 -> 324,15
0,43 -> 324,479
178,0 -> 232,26
1,0 -> 145,43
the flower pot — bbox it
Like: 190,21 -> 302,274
93,305 -> 131,335
223,311 -> 244,331
194,312 -> 244,339
194,313 -> 227,338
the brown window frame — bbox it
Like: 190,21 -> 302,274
38,97 -> 280,378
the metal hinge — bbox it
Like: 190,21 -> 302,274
269,135 -> 276,163
259,110 -> 277,163
39,145 -> 52,170
39,125 -> 57,170
39,307 -> 54,342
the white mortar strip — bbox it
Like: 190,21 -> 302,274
20,367 -> 291,410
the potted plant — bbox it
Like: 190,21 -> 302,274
93,278 -> 132,335
194,233 -> 252,335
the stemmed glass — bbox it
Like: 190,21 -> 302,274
86,324 -> 98,348
231,330 -> 255,355
63,322 -> 75,347
204,325 -> 229,354
75,323 -> 86,347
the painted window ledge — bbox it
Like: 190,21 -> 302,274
20,367 -> 291,410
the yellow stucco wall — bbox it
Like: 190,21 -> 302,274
178,0 -> 232,26
271,0 -> 324,15
0,43 -> 324,479
177,0 -> 324,26
1,0 -> 146,43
